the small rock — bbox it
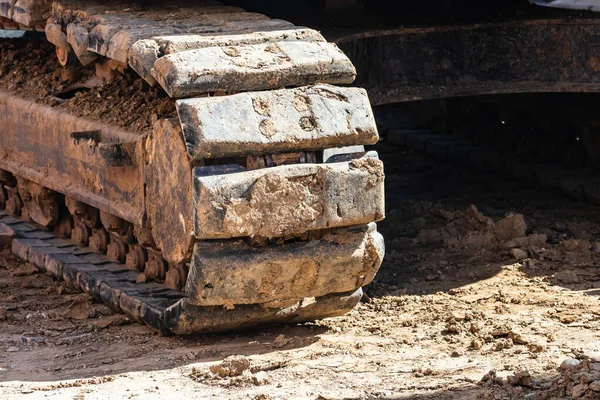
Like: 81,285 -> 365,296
589,380 -> 600,391
507,371 -> 532,387
571,383 -> 588,397
480,370 -> 503,385
450,311 -> 466,321
470,323 -> 481,334
489,323 -> 512,337
553,222 -> 567,232
62,296 -> 91,320
528,343 -> 545,353
210,355 -> 250,377
508,330 -> 526,345
252,395 -> 272,400
472,338 -> 483,350
495,213 -> 527,243
495,338 -> 514,351
561,239 -> 581,252
560,358 -> 581,371
445,319 -> 462,334
558,313 -> 576,324
510,248 -> 528,261
91,314 -> 130,329
451,350 -> 461,358
20,336 -> 44,344
272,334 -> 290,348
6,346 -> 19,352
579,372 -> 598,384
55,333 -> 92,345
554,270 -> 581,284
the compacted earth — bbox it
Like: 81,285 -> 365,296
2,139 -> 600,399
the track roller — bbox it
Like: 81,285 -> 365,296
145,251 -> 167,282
71,219 -> 91,246
65,197 -> 99,229
125,244 -> 147,272
107,236 -> 127,263
89,227 -> 109,253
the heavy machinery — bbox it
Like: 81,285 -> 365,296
1,0 -> 597,334
0,0 -> 386,334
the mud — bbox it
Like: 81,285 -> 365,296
0,38 -> 176,133
1,138 -> 600,398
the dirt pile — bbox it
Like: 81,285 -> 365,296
0,39 -> 176,133
412,204 -> 526,250
480,357 -> 600,399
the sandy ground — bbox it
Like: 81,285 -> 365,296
2,141 -> 600,399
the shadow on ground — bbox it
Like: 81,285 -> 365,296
370,140 -> 600,298
0,252 -> 327,383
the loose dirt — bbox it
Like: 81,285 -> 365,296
0,39 -> 176,133
2,138 -> 600,399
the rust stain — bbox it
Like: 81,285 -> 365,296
588,57 -> 600,72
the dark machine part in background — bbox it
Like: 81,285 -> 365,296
223,0 -> 600,106
228,0 -> 600,201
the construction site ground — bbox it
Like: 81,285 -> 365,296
2,140 -> 600,399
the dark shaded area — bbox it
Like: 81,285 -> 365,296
370,92 -> 600,299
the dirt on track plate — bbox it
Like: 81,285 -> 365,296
0,38 -> 176,133
2,142 -> 600,399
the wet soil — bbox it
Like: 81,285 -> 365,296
1,139 -> 600,399
0,38 -> 176,133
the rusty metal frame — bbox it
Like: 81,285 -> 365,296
0,90 -> 146,225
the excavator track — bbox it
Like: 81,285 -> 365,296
0,210 -> 364,334
0,1 -> 385,334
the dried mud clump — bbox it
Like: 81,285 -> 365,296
209,355 -> 251,377
480,357 -> 600,399
0,39 -> 176,133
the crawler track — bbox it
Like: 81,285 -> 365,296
0,210 -> 365,334
0,0 -> 385,334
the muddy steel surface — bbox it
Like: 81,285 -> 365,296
2,139 -> 600,399
0,0 -> 385,334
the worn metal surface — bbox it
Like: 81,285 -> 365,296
164,289 -> 363,335
153,41 -> 356,98
336,19 -> 600,105
0,90 -> 146,225
0,0 -> 386,329
144,118 -> 196,265
176,85 -> 378,159
193,157 -> 385,239
186,223 -> 384,307
130,28 -> 322,84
